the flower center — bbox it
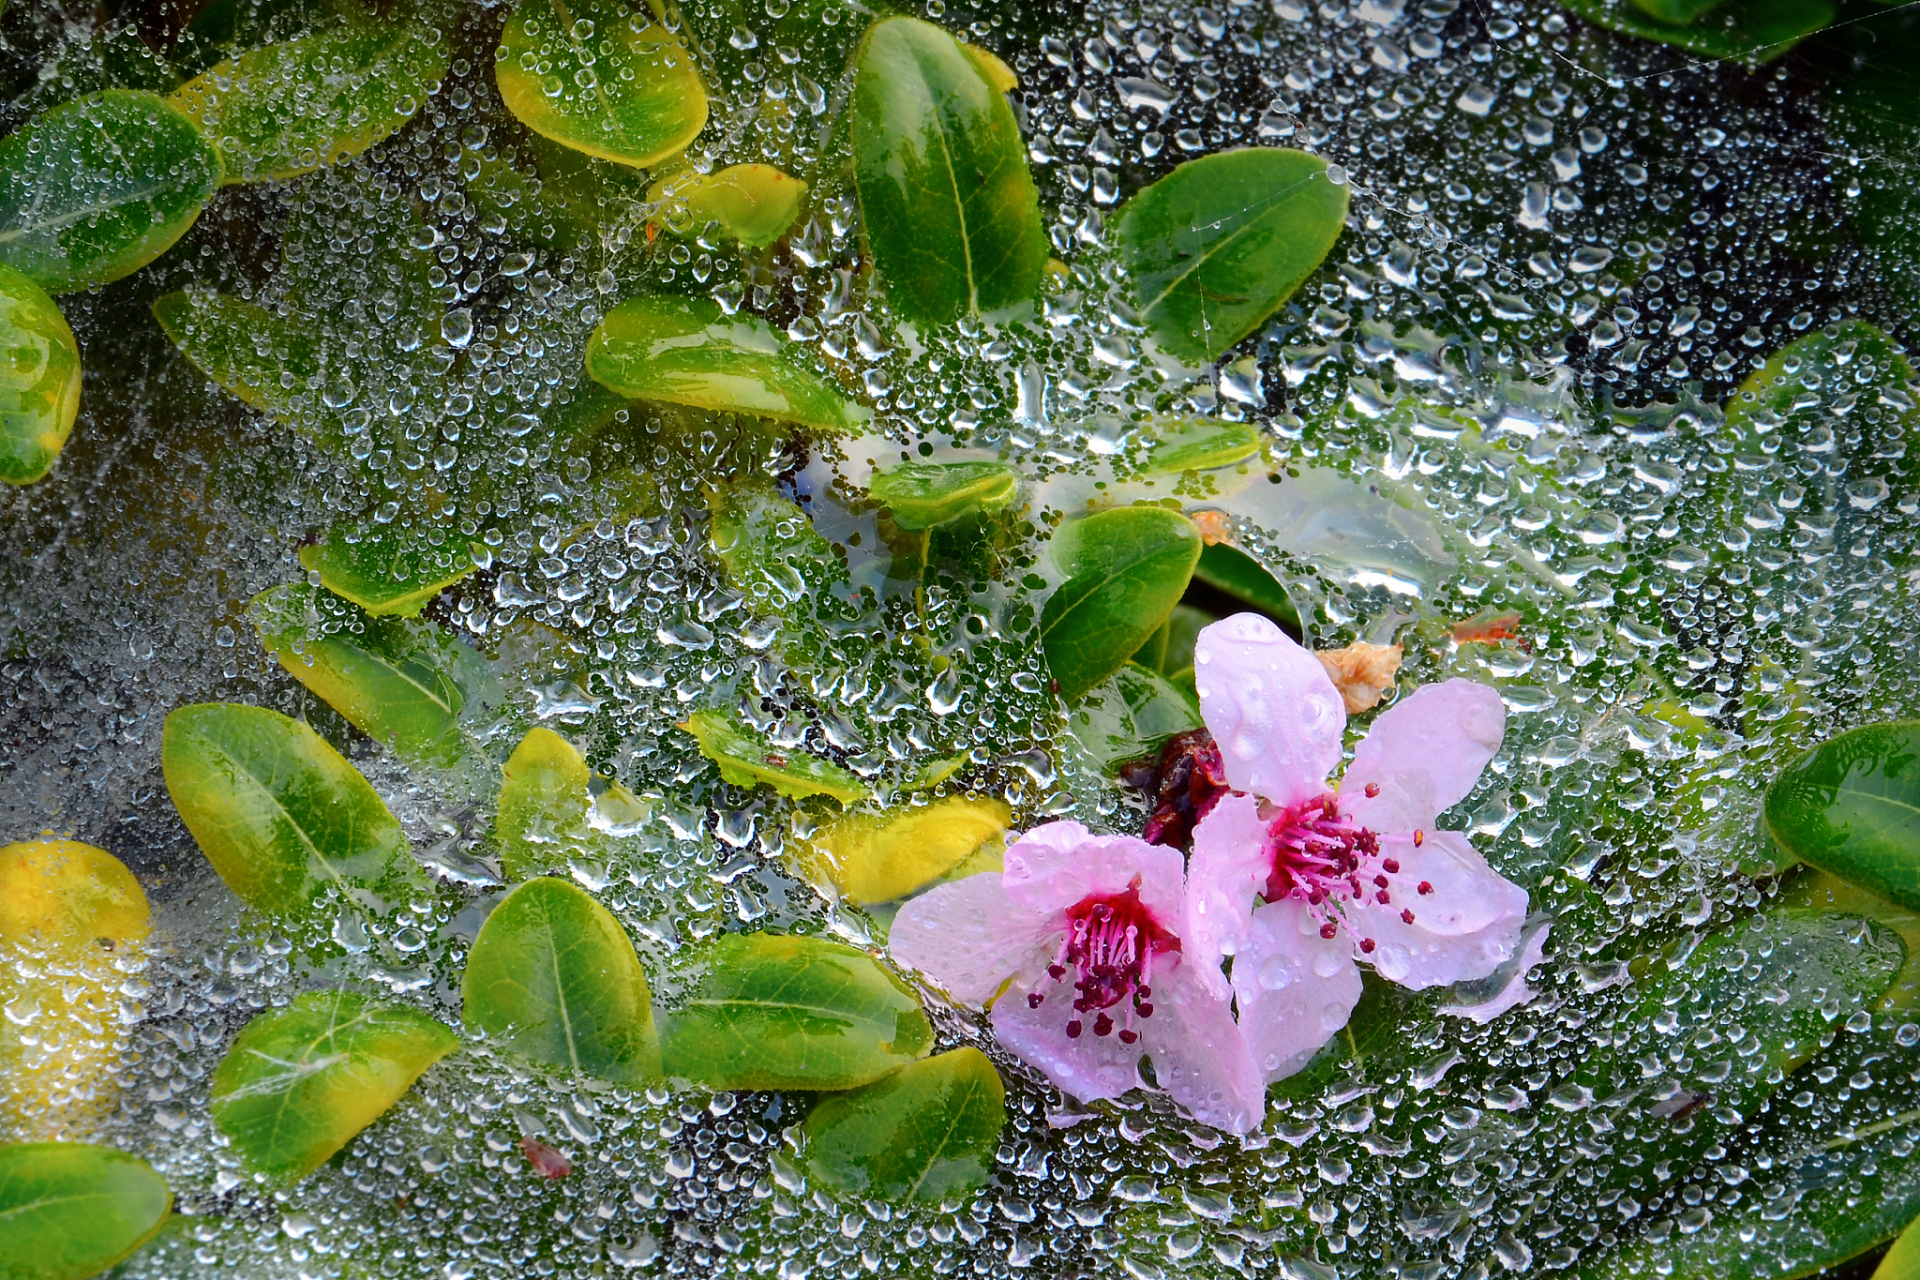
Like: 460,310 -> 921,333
1028,881 -> 1180,1044
1262,793 -> 1425,951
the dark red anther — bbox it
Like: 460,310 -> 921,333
1374,874 -> 1390,888
1359,937 -> 1376,953
1067,1020 -> 1084,1038
1383,858 -> 1400,873
1401,908 -> 1416,924
1413,830 -> 1425,847
1027,992 -> 1045,1008
1118,1028 -> 1139,1044
1136,1002 -> 1153,1018
1364,782 -> 1380,797
1094,1012 -> 1115,1037
1320,921 -> 1339,939
1376,889 -> 1391,904
1418,881 -> 1433,895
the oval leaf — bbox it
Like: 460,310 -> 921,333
683,708 -> 870,806
0,265 -> 79,486
0,1143 -> 171,1280
660,933 -> 932,1090
462,876 -> 660,1081
1140,417 -> 1262,475
1193,542 -> 1300,628
1115,147 -> 1348,364
869,460 -> 1020,531
251,583 -> 489,765
1040,506 -> 1202,704
1067,661 -> 1203,773
851,17 -> 1047,324
170,22 -> 447,183
587,297 -> 870,433
648,163 -> 807,249
299,526 -> 477,618
161,702 -> 416,915
0,91 -> 221,292
153,288 -> 332,423
0,840 -> 149,955
801,1047 -> 1006,1204
496,0 -> 708,168
210,991 -> 457,1181
1766,722 -> 1920,910
494,728 -> 593,881
796,795 -> 1010,906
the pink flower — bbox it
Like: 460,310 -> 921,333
889,821 -> 1265,1134
1186,614 -> 1529,1083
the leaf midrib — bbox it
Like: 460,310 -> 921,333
902,1069 -> 986,1202
1131,167 -> 1329,320
190,723 -> 364,900
1040,536 -> 1191,643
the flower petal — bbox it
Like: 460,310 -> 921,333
990,974 -> 1145,1104
1345,830 -> 1528,990
1231,897 -> 1363,1083
1341,679 -> 1505,831
1194,613 -> 1346,806
1185,792 -> 1272,1001
1136,962 -> 1266,1134
1002,823 -> 1187,924
890,873 -> 1054,1005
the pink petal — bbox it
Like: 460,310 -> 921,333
1184,793 -> 1272,1001
1194,613 -> 1346,807
989,973 -> 1146,1104
1231,898 -> 1363,1083
1344,830 -> 1528,990
889,873 -> 1055,1005
1135,962 -> 1267,1134
1341,679 -> 1505,832
1440,922 -> 1552,1024
1002,822 -> 1187,924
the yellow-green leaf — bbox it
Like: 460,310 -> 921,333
0,1143 -> 171,1280
801,1048 -> 1006,1203
494,728 -> 593,880
299,527 -> 477,618
683,708 -> 870,806
796,796 -> 1010,906
0,265 -> 79,486
648,163 -> 807,249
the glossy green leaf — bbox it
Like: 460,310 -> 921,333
1067,661 -> 1202,772
1040,506 -> 1202,704
299,527 -> 477,618
587,297 -> 870,433
795,795 -> 1010,906
1114,147 -> 1348,364
0,1143 -> 171,1280
1628,0 -> 1726,21
801,1048 -> 1006,1203
251,583 -> 491,765
869,460 -> 1020,531
683,708 -> 870,806
850,16 -> 1047,324
1555,0 -> 1832,61
462,876 -> 660,1082
1766,722 -> 1920,912
647,163 -> 807,249
1875,1214 -> 1920,1280
0,265 -> 80,486
660,933 -> 932,1090
1781,870 -> 1920,1011
1192,542 -> 1301,628
170,22 -> 446,183
210,991 -> 457,1181
494,728 -> 592,881
161,702 -> 416,915
710,477 -> 848,606
153,289 -> 327,425
0,91 -> 222,293
1140,417 -> 1262,475
496,0 -> 707,169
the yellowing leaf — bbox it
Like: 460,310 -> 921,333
796,796 -> 1010,906
648,163 -> 807,249
494,728 -> 593,881
682,708 -> 870,806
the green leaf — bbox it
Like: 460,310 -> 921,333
794,795 -> 1010,906
1040,506 -> 1202,704
682,708 -> 870,806
1066,661 -> 1202,772
169,22 -> 446,184
299,526 -> 477,618
1140,417 -> 1263,475
494,728 -> 593,881
461,876 -> 661,1082
647,163 -> 807,250
1781,870 -> 1920,1012
0,265 -> 80,486
0,1143 -> 171,1280
660,932 -> 932,1090
586,296 -> 870,433
153,288 -> 329,425
1875,1214 -> 1920,1280
0,90 -> 222,293
250,583 -> 491,765
1554,0 -> 1832,61
710,476 -> 849,607
495,0 -> 708,169
1628,0 -> 1727,21
161,702 -> 417,916
850,16 -> 1048,325
1766,722 -> 1920,912
1192,542 -> 1301,629
210,990 -> 457,1181
1114,147 -> 1348,364
869,460 -> 1020,531
801,1048 -> 1006,1204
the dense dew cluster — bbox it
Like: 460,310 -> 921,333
3,0 -> 1920,1277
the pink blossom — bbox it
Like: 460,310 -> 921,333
889,821 -> 1265,1134
1185,613 -> 1529,1083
